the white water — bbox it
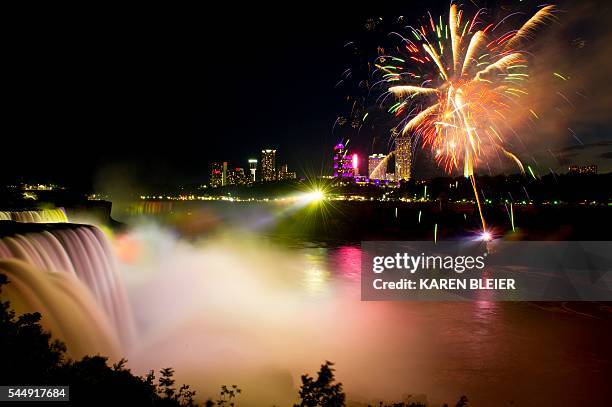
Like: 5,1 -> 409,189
0,224 -> 135,358
0,208 -> 68,223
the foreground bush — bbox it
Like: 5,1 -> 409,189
0,274 -> 196,406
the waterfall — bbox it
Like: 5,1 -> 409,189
0,223 -> 135,358
0,259 -> 121,359
0,208 -> 68,223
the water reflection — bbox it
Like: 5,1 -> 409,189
301,249 -> 331,296
331,246 -> 361,281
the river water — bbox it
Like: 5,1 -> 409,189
277,239 -> 612,406
107,201 -> 612,406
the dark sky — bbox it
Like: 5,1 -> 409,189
3,1 -> 611,190
3,3 -> 390,188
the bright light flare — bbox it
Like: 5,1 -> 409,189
480,231 -> 493,241
302,189 -> 325,203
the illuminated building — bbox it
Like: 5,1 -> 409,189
226,168 -> 236,186
237,168 -> 249,185
278,163 -> 288,180
333,143 -> 354,178
248,159 -> 257,182
352,154 -> 359,176
394,129 -> 412,181
368,154 -> 386,180
210,162 -> 226,188
278,164 -> 297,180
261,149 -> 276,181
568,165 -> 597,175
22,184 -> 62,191
355,176 -> 368,185
333,143 -> 342,177
227,167 -> 249,186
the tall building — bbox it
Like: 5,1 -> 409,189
227,167 -> 249,186
248,159 -> 257,182
368,154 -> 386,180
222,162 -> 228,186
333,144 -> 342,177
394,130 -> 412,181
261,149 -> 276,181
278,163 -> 288,180
278,164 -> 297,180
210,162 -> 226,188
333,143 -> 354,178
226,167 -> 236,186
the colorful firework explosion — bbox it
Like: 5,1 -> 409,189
381,3 -> 556,231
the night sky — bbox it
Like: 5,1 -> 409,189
3,1 -> 611,190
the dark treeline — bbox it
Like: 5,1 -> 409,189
410,173 -> 611,204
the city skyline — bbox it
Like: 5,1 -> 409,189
197,141 -> 607,189
209,148 -> 297,186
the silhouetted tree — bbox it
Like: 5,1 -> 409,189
0,274 -> 66,385
370,395 -> 467,407
454,395 -> 468,407
216,384 -> 242,406
294,361 -> 346,407
159,367 -> 177,398
0,274 -> 196,406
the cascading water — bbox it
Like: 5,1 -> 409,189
0,222 -> 135,359
0,208 -> 68,223
0,258 -> 121,359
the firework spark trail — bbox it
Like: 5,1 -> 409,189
370,151 -> 394,180
384,4 -> 556,233
505,5 -> 556,50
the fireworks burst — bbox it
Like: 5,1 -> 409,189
381,3 -> 556,231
